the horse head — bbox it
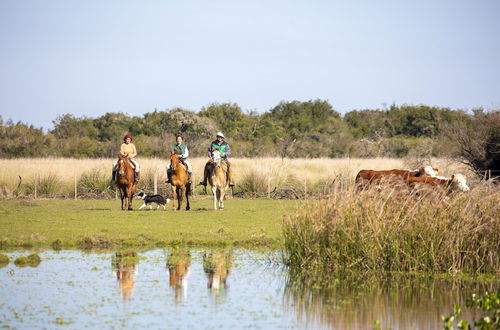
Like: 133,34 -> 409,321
117,154 -> 130,178
212,150 -> 222,167
170,151 -> 181,171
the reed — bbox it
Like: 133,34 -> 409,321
282,182 -> 500,275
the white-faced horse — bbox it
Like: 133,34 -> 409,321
208,150 -> 228,210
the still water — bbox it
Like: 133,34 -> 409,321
0,249 -> 496,329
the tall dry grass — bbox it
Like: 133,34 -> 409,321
282,181 -> 500,275
0,157 -> 474,199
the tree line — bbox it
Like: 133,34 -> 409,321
0,100 -> 498,173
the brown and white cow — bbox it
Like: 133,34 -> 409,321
355,165 -> 438,191
406,174 -> 470,193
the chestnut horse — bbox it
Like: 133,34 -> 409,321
169,151 -> 191,211
208,150 -> 228,210
116,154 -> 138,210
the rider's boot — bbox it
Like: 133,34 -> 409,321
187,172 -> 192,184
135,171 -> 140,182
199,165 -> 208,187
112,170 -> 116,181
228,169 -> 235,187
166,170 -> 172,184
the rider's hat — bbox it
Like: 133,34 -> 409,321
124,134 -> 133,141
216,132 -> 225,138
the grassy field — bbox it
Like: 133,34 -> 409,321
0,198 -> 299,248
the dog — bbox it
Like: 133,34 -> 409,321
137,192 -> 170,210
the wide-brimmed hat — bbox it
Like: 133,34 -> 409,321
123,134 -> 133,141
216,132 -> 225,138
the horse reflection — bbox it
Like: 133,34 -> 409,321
112,252 -> 138,300
166,250 -> 191,303
203,251 -> 232,299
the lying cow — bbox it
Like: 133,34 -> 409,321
406,174 -> 470,192
355,165 -> 437,191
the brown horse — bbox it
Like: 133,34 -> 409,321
116,154 -> 138,210
208,150 -> 228,210
169,151 -> 191,211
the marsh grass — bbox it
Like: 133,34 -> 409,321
78,168 -> 114,199
283,182 -> 500,275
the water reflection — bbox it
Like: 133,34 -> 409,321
284,272 -> 498,329
203,251 -> 232,300
166,249 -> 191,303
112,252 -> 138,300
1,249 -> 496,329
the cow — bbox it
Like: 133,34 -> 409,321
355,165 -> 438,191
406,174 -> 470,193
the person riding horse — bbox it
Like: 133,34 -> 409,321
200,132 -> 234,188
166,135 -> 193,184
112,134 -> 140,181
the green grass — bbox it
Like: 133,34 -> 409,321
0,198 -> 299,248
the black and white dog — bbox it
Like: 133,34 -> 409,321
137,192 -> 170,210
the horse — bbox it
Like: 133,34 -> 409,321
169,151 -> 191,211
116,154 -> 137,210
208,150 -> 228,210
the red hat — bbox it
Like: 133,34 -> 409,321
124,134 -> 133,141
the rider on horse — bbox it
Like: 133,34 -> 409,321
166,134 -> 193,184
112,134 -> 140,181
200,132 -> 235,188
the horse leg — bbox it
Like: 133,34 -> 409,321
220,188 -> 225,210
212,185 -> 218,210
171,185 -> 177,211
126,186 -> 134,210
177,187 -> 183,211
124,186 -> 130,210
185,186 -> 190,211
120,187 -> 126,210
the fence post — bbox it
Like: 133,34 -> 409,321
304,178 -> 307,200
154,172 -> 158,195
74,173 -> 77,200
34,172 -> 38,199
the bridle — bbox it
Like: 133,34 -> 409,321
117,158 -> 130,177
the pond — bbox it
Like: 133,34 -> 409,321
0,249 -> 496,329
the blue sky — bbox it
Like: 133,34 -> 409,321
1,0 -> 499,129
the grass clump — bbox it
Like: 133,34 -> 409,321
0,253 -> 9,267
77,168 -> 114,198
283,183 -> 500,276
14,253 -> 41,267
